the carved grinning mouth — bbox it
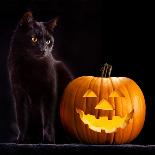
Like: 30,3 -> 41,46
76,109 -> 134,133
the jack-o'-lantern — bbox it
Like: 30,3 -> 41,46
60,63 -> 146,144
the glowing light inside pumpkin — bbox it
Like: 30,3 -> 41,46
76,109 -> 134,133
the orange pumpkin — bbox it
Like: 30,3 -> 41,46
60,63 -> 146,144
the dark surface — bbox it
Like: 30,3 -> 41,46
0,144 -> 155,155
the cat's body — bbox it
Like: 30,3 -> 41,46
8,12 -> 73,143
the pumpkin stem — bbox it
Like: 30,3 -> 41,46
101,63 -> 112,77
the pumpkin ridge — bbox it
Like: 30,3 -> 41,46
98,78 -> 108,143
97,77 -> 103,143
71,77 -> 86,141
110,77 -> 122,144
63,77 -> 84,139
131,79 -> 146,135
115,78 -> 124,144
93,77 -> 102,143
121,78 -> 135,143
126,79 -> 145,142
84,76 -> 96,143
107,77 -> 114,144
75,76 -> 94,143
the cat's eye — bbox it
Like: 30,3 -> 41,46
46,40 -> 51,45
32,37 -> 38,43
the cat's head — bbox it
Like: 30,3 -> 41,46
12,11 -> 58,58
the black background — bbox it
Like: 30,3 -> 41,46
0,0 -> 154,144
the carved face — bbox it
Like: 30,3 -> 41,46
60,76 -> 146,144
76,89 -> 134,133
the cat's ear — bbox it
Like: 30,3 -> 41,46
19,11 -> 33,26
46,17 -> 59,31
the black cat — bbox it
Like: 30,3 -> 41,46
8,11 -> 73,143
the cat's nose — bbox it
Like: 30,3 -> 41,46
40,47 -> 46,52
40,46 -> 47,52
40,48 -> 45,52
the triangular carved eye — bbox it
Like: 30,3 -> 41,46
95,99 -> 113,110
83,89 -> 97,97
109,89 -> 125,97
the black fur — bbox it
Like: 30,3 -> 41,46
7,12 -> 73,143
